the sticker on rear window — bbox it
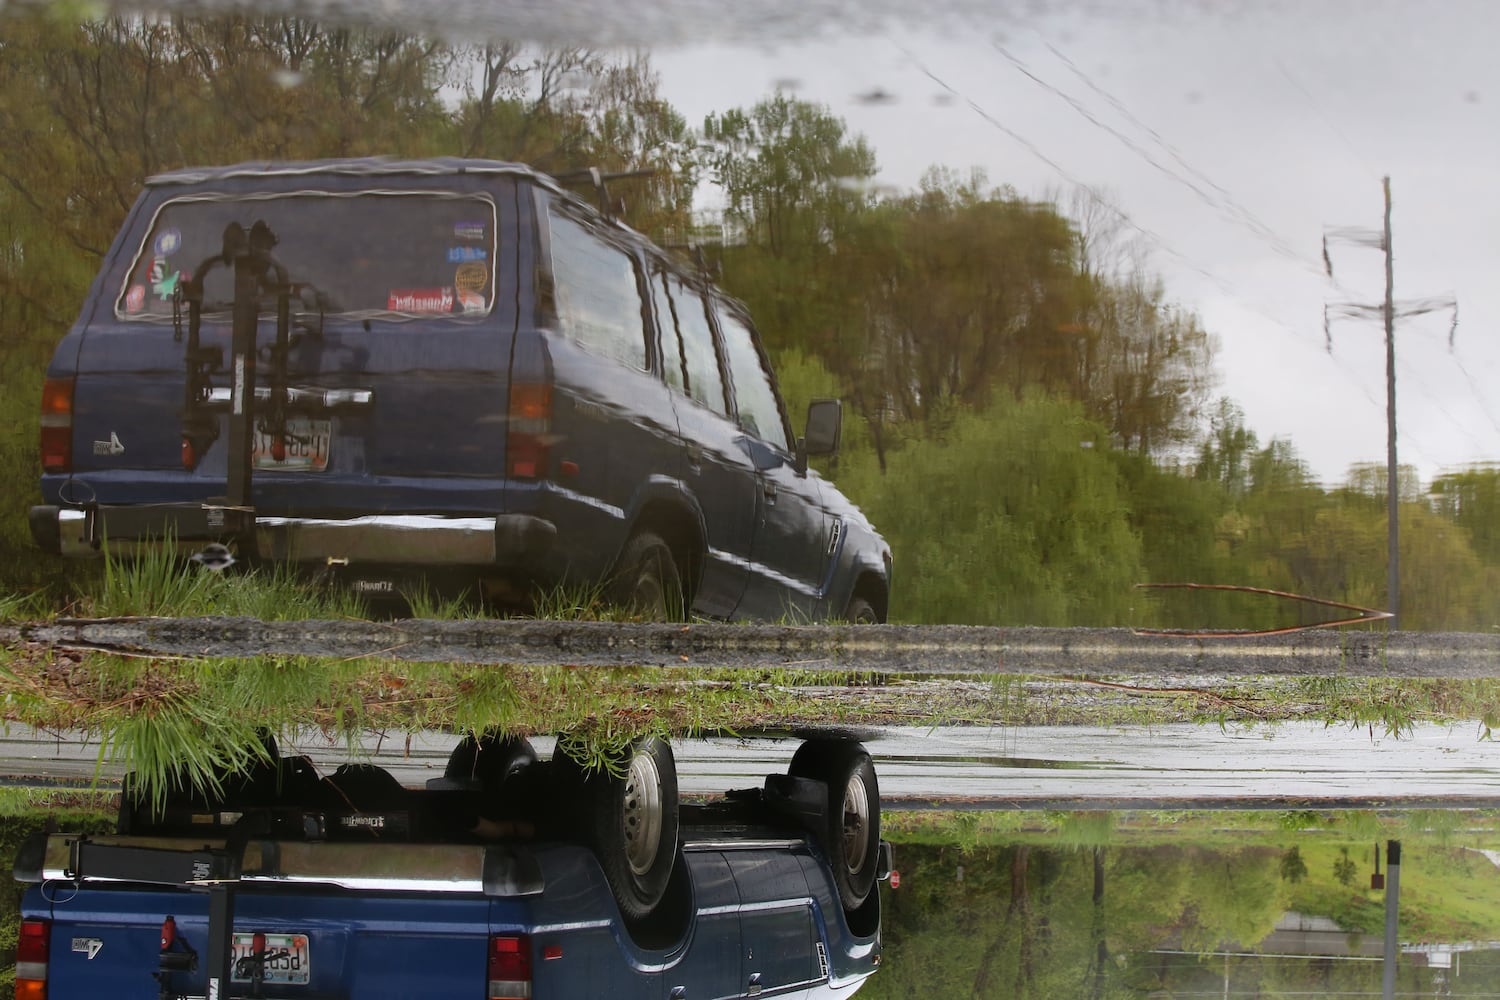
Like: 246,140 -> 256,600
149,257 -> 181,301
153,227 -> 182,258
447,246 -> 487,263
454,262 -> 487,294
125,284 -> 146,313
388,288 -> 455,312
454,220 -> 486,240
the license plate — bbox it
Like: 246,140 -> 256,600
253,418 -> 331,471
230,932 -> 311,985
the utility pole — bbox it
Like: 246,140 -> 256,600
1382,839 -> 1402,1000
1324,177 -> 1456,632
1380,177 -> 1392,632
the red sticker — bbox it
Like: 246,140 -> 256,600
388,288 -> 455,312
125,285 -> 146,313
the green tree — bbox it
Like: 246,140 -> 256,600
1432,464 -> 1500,564
835,396 -> 1144,625
701,91 -> 876,259
1279,846 -> 1309,883
1333,847 -> 1358,887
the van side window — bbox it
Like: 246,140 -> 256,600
662,275 -> 729,416
547,207 -> 647,369
715,306 -> 791,452
649,271 -> 688,395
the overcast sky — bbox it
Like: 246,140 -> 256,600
648,1 -> 1500,488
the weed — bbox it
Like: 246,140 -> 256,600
403,581 -> 483,621
525,581 -> 625,622
1404,808 -> 1462,845
0,591 -> 41,623
1052,810 -> 1116,848
100,691 -> 277,813
1339,810 -> 1384,841
0,786 -> 116,817
84,541 -> 365,621
1278,809 -> 1324,832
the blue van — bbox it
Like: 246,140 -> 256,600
12,735 -> 888,999
28,158 -> 891,621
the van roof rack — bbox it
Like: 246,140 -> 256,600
551,167 -> 655,220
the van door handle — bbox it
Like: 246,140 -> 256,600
686,443 -> 703,471
763,481 -> 777,505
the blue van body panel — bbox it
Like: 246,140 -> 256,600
20,840 -> 880,999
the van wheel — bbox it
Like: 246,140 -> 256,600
612,531 -> 684,620
436,733 -> 536,789
790,739 -> 880,913
591,736 -> 679,922
843,595 -> 879,624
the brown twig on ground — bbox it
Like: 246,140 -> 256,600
1067,676 -> 1269,718
1133,582 -> 1391,638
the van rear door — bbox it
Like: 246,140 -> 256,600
69,175 -> 519,524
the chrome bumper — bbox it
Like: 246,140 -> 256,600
23,832 -> 545,897
31,505 -> 555,567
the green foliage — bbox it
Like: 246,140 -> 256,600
1333,847 -> 1358,886
1177,847 -> 1282,952
835,395 -> 1144,625
1278,810 -> 1323,831
1278,845 -> 1309,883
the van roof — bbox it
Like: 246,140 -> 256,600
146,157 -> 548,188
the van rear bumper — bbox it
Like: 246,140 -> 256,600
30,504 -> 556,567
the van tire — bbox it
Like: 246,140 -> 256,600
448,733 -> 536,789
612,531 -> 684,620
591,736 -> 679,922
790,739 -> 880,913
843,596 -> 879,624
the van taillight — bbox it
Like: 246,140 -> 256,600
16,918 -> 49,1000
487,934 -> 532,1000
507,383 -> 552,480
39,378 -> 73,473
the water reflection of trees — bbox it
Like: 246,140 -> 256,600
866,842 -> 1500,997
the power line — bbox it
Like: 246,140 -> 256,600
1274,58 -> 1384,186
896,43 -> 1415,448
897,44 -> 1477,483
1010,39 -> 1317,276
973,47 -> 1494,475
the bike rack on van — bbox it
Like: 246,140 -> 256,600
174,220 -> 297,552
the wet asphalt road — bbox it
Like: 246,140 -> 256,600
13,617 -> 1500,678
4,720 -> 1499,810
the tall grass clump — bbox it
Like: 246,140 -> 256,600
101,694 -> 277,812
403,581 -> 484,621
526,581 -> 630,622
87,543 -> 364,620
0,591 -> 38,622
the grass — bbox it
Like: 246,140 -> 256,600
86,543 -> 369,620
6,550 -> 1500,801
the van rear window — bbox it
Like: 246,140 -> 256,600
116,192 -> 498,320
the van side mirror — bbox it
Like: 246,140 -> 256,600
803,399 -> 843,460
